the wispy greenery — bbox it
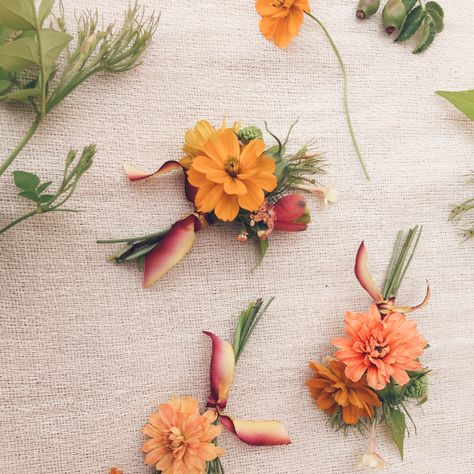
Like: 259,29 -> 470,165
0,0 -> 157,234
449,171 -> 474,240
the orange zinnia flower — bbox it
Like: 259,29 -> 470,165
187,129 -> 277,222
307,359 -> 381,425
256,0 -> 310,48
332,305 -> 427,390
109,469 -> 123,474
143,396 -> 224,474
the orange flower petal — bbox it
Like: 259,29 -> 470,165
195,183 -> 224,213
214,193 -> 240,221
203,331 -> 235,411
237,180 -> 264,211
192,156 -> 223,174
220,416 -> 291,446
220,129 -> 240,160
223,177 -> 247,195
143,215 -> 198,288
239,139 -> 266,169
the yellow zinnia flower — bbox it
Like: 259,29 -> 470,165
187,129 -> 277,222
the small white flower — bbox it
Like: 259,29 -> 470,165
359,452 -> 387,469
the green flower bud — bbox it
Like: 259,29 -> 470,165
382,0 -> 416,34
357,0 -> 381,19
238,126 -> 263,144
405,374 -> 428,399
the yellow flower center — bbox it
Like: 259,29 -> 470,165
224,156 -> 241,177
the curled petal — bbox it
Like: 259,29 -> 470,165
143,214 -> 198,288
124,161 -> 198,203
123,161 -> 183,181
391,284 -> 431,314
220,416 -> 291,446
203,331 -> 235,411
355,242 -> 384,304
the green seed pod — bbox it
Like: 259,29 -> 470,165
238,125 -> 263,144
382,0 -> 408,34
405,374 -> 429,399
356,0 -> 381,19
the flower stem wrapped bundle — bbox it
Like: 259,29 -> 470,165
99,120 -> 330,288
307,227 -> 431,463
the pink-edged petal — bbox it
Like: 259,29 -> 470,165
220,416 -> 291,446
203,331 -> 235,412
354,242 -> 384,304
123,161 -> 183,181
143,214 -> 198,288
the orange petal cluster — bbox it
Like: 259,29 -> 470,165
306,359 -> 381,425
256,0 -> 310,48
332,305 -> 427,390
143,396 -> 224,474
109,469 -> 123,474
187,129 -> 277,222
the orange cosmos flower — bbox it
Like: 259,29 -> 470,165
143,396 -> 224,474
306,359 -> 381,425
256,0 -> 310,48
332,305 -> 427,390
187,129 -> 277,222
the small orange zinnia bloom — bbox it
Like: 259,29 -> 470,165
307,359 -> 381,425
256,0 -> 310,48
332,305 -> 427,390
143,396 -> 224,474
109,469 -> 123,474
187,129 -> 277,222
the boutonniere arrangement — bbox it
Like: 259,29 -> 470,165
99,120 -> 332,288
0,0 -> 157,235
255,1 -> 369,180
307,226 -> 431,466
110,299 -> 290,474
357,0 -> 444,54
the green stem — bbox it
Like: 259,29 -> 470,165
305,12 -> 370,181
35,23 -> 47,119
0,117 -> 40,179
0,209 -> 39,235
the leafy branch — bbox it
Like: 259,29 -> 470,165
0,0 -> 157,234
0,144 -> 96,235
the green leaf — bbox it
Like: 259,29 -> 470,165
37,181 -> 52,193
390,409 -> 406,459
401,0 -> 417,14
18,190 -> 39,202
39,0 -> 55,25
0,0 -> 36,31
413,17 -> 436,54
436,90 -> 474,121
38,193 -> 55,204
425,1 -> 444,17
259,239 -> 269,261
427,8 -> 444,32
13,170 -> 40,190
396,6 -> 425,42
0,37 -> 38,72
38,29 -> 71,68
0,87 -> 40,101
0,79 -> 11,92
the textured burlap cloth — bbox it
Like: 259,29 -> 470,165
1,0 -> 473,472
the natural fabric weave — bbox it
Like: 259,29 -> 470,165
1,1 -> 473,473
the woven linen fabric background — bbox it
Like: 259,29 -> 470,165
1,0 -> 473,473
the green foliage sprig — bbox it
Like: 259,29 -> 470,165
357,0 -> 444,54
0,0 -> 157,235
0,145 -> 96,234
449,171 -> 474,240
